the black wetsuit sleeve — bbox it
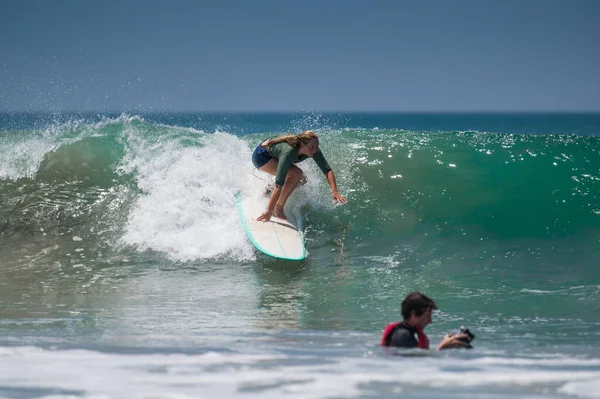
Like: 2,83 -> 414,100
388,327 -> 418,348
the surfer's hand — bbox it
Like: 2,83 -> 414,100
332,191 -> 347,204
437,333 -> 471,350
257,210 -> 273,222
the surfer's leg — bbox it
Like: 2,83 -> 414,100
273,165 -> 303,218
258,159 -> 306,187
258,159 -> 280,197
258,161 -> 303,219
258,158 -> 278,175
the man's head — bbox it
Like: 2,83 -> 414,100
401,292 -> 438,328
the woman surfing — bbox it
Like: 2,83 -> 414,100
251,131 -> 347,221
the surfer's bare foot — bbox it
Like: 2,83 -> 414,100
264,183 -> 274,197
298,175 -> 307,186
273,205 -> 287,220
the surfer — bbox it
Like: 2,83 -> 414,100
251,130 -> 347,221
381,292 -> 473,350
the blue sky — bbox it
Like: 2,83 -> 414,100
1,0 -> 599,112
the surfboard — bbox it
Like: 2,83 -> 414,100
236,187 -> 306,261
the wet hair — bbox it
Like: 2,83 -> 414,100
268,130 -> 318,148
401,292 -> 438,320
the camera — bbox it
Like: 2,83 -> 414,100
456,326 -> 475,341
452,326 -> 475,348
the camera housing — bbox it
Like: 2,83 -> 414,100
451,326 -> 475,348
458,327 -> 475,341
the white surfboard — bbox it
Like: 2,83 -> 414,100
236,185 -> 306,261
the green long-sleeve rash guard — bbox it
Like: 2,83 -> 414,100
267,141 -> 332,186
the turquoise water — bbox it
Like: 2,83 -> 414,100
1,112 -> 599,398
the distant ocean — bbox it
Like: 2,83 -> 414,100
1,112 -> 599,398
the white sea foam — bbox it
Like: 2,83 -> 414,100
119,128 -> 256,262
1,346 -> 600,399
559,380 -> 600,398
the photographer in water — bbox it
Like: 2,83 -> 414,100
381,291 -> 474,350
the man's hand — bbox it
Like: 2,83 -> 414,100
437,333 -> 472,350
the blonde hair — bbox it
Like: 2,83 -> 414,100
268,130 -> 318,148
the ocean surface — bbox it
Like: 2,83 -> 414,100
1,112 -> 599,398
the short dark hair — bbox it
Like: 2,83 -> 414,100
401,292 -> 438,320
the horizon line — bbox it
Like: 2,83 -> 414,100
1,109 -> 600,115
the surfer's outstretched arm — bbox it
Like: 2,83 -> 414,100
325,170 -> 347,204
